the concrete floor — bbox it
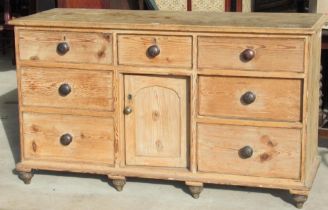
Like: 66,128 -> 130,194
0,54 -> 328,210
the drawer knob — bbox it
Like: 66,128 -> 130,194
60,133 -> 73,146
239,146 -> 253,159
147,45 -> 160,58
241,48 -> 255,62
241,91 -> 256,105
58,83 -> 71,96
57,42 -> 70,55
124,106 -> 133,115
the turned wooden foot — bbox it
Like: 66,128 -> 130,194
112,179 -> 126,191
108,175 -> 126,191
289,189 -> 309,209
292,194 -> 308,209
188,186 -> 203,199
186,182 -> 203,199
18,171 -> 34,184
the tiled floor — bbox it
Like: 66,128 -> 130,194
0,54 -> 328,210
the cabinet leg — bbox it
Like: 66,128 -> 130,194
108,175 -> 126,192
18,171 -> 34,184
186,182 -> 203,199
112,179 -> 126,191
289,190 -> 309,209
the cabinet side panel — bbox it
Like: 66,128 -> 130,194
304,30 -> 321,187
15,27 -> 25,162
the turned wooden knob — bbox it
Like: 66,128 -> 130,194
239,146 -> 253,159
60,134 -> 73,146
241,48 -> 255,62
123,106 -> 133,115
241,91 -> 256,105
57,42 -> 70,55
58,83 -> 71,96
147,45 -> 160,58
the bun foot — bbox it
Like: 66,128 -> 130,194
18,171 -> 33,184
289,189 -> 309,209
186,182 -> 203,199
292,194 -> 308,209
188,186 -> 203,199
112,179 -> 126,191
108,175 -> 126,191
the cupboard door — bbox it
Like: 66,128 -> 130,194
124,75 -> 188,168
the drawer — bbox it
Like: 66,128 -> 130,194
197,124 -> 301,179
18,30 -> 113,64
21,67 -> 114,111
118,35 -> 192,68
198,76 -> 302,122
198,36 -> 305,72
23,113 -> 115,164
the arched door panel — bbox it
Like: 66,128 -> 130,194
124,75 -> 188,168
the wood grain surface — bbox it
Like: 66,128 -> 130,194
198,76 -> 302,122
124,75 -> 189,168
118,35 -> 192,68
21,67 -> 114,111
197,123 -> 301,179
9,9 -> 325,34
198,36 -> 305,72
19,30 -> 113,65
23,113 -> 115,164
303,30 -> 321,187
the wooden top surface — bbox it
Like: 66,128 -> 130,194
9,8 -> 326,34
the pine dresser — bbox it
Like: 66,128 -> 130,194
10,8 -> 325,208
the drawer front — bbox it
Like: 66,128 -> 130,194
198,36 -> 305,72
197,124 -> 301,179
118,35 -> 192,68
21,67 -> 114,111
23,113 -> 115,164
198,76 -> 302,122
19,30 -> 113,64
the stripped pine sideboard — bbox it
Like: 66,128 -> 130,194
9,9 -> 325,208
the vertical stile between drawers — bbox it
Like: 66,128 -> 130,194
190,34 -> 198,173
112,31 -> 121,168
114,30 -> 127,168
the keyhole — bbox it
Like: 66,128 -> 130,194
128,94 -> 132,100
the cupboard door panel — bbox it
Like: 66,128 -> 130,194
124,75 -> 188,168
